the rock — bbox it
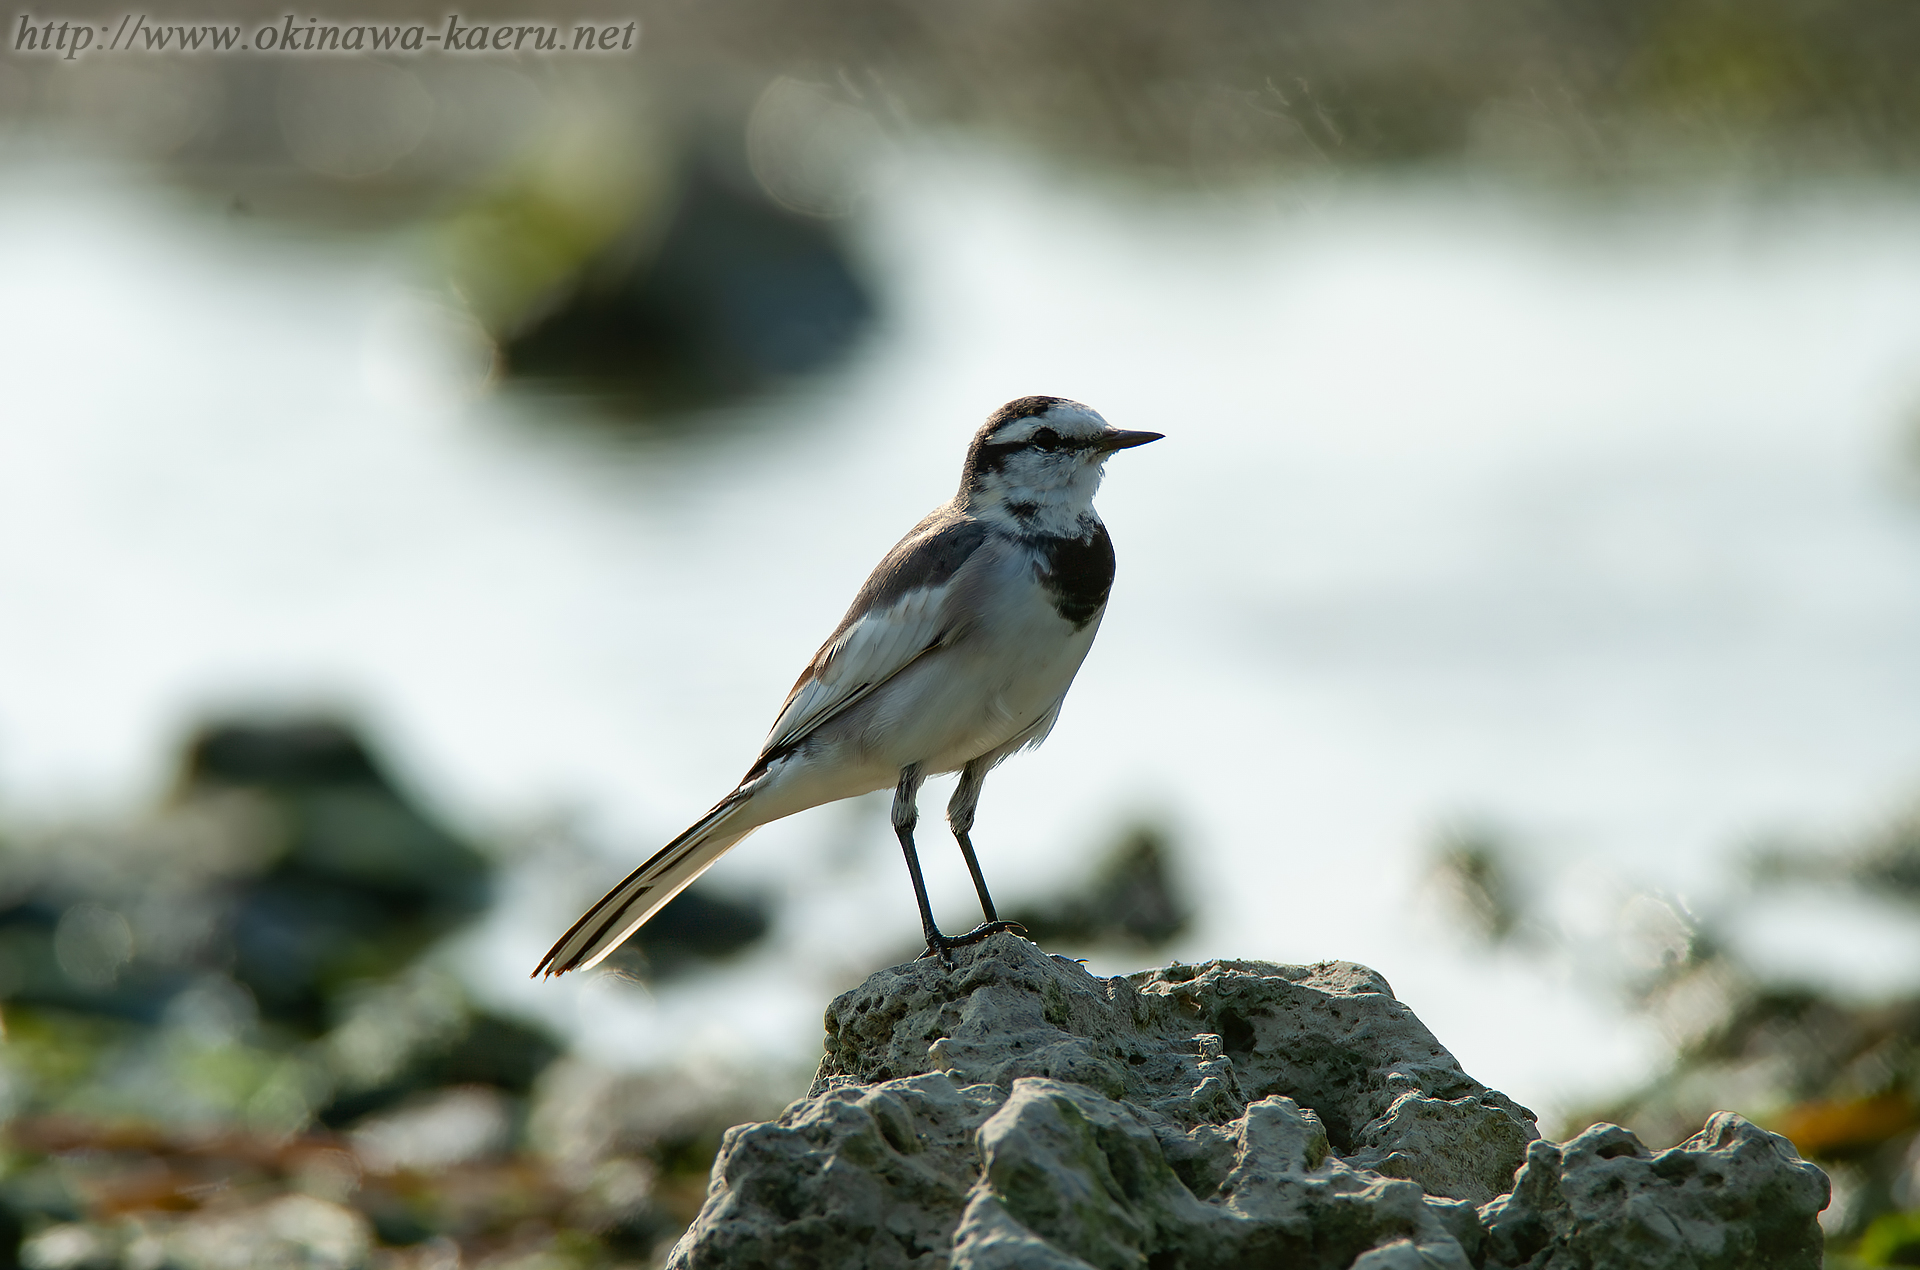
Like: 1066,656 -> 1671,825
315,966 -> 563,1127
0,718 -> 499,1034
185,719 -> 492,1031
813,939 -> 1535,1204
20,1197 -> 372,1270
668,935 -> 1828,1270
1480,1116 -> 1830,1269
682,1073 -> 996,1268
501,155 -> 874,410
159,1195 -> 372,1270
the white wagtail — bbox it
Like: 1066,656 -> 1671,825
535,396 -> 1161,976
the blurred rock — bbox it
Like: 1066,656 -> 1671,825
526,1054 -> 792,1245
0,1077 -> 775,1269
0,1201 -> 21,1270
0,717 -> 576,1178
672,937 -> 1818,1268
317,967 -> 561,1127
1746,802 -> 1920,906
0,897 -> 195,1026
0,718 -> 795,1266
165,1195 -> 372,1270
350,1086 -> 513,1175
1844,808 -> 1920,907
501,155 -> 874,411
181,720 -> 490,1033
1005,822 -> 1192,952
18,1221 -> 116,1270
0,719 -> 493,1036
1427,825 -> 1526,946
18,1195 -> 371,1270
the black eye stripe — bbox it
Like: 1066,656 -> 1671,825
962,417 -> 1093,493
982,431 -> 1080,457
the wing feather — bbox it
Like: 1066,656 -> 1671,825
760,511 -> 988,757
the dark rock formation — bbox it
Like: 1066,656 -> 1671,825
669,935 -> 1829,1269
502,157 -> 874,411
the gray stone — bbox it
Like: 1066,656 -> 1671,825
957,1079 -> 1473,1270
814,937 -> 1535,1199
670,934 -> 1827,1270
672,1072 -> 1006,1269
1480,1115 -> 1830,1269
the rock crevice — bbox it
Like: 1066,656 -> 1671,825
671,936 -> 1828,1269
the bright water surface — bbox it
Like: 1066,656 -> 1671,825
5,146 -> 1920,1120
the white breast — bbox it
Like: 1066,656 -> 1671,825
861,538 -> 1104,774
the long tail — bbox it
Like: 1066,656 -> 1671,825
534,788 -> 760,978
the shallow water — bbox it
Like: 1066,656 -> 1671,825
5,146 -> 1920,1120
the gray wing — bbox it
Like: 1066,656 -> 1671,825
760,509 -> 989,758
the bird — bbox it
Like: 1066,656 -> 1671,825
534,396 -> 1161,977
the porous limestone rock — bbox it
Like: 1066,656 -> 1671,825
669,935 -> 1827,1270
1479,1117 -> 1830,1269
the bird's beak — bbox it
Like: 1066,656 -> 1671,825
1095,429 -> 1165,452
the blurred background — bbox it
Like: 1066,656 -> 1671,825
5,0 -> 1920,1265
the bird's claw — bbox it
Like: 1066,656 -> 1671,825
917,921 -> 1026,968
952,920 -> 1025,946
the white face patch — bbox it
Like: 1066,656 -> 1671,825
965,404 -> 1117,533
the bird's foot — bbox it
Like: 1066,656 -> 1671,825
951,920 -> 1025,946
917,921 -> 1027,967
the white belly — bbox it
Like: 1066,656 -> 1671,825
874,587 -> 1103,774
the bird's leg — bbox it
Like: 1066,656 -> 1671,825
943,758 -> 1025,948
947,759 -> 998,920
892,765 -> 952,965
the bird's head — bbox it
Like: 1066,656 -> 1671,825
958,396 -> 1161,531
